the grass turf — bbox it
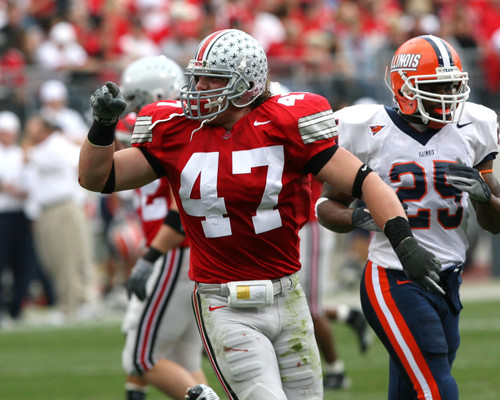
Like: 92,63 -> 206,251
1,299 -> 499,399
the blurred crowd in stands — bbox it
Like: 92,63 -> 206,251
1,0 -> 500,327
1,0 -> 500,121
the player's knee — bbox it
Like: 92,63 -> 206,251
415,309 -> 448,354
276,337 -> 318,388
220,328 -> 264,381
436,374 -> 458,399
239,383 -> 286,400
122,351 -> 137,376
122,348 -> 152,376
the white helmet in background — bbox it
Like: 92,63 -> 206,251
270,81 -> 291,95
120,55 -> 186,112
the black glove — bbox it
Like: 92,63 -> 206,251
126,257 -> 153,301
352,207 -> 381,232
394,237 -> 445,296
90,81 -> 126,125
445,164 -> 491,203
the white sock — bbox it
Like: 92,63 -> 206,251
336,304 -> 350,323
325,359 -> 345,374
125,382 -> 148,393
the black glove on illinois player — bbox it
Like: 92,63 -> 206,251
445,163 -> 491,203
351,206 -> 382,232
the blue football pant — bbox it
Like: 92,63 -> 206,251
361,261 -> 462,400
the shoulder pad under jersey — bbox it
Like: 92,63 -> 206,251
461,102 -> 497,125
265,92 -> 337,143
333,104 -> 385,125
132,100 -> 185,145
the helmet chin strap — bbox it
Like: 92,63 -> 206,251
418,110 -> 430,125
397,109 -> 428,127
398,109 -> 447,131
427,119 -> 447,129
203,96 -> 224,111
190,98 -> 225,140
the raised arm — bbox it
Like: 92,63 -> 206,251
78,82 -> 157,193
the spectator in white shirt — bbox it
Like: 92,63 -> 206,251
34,21 -> 89,71
38,79 -> 89,145
23,114 -> 97,321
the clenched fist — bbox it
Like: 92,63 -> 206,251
90,81 -> 126,125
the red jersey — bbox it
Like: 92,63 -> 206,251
117,113 -> 189,250
132,93 -> 337,283
307,177 -> 324,223
134,178 -> 190,249
134,177 -> 170,246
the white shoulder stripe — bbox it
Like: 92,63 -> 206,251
298,110 -> 337,144
132,116 -> 152,143
301,127 -> 337,144
131,133 -> 152,144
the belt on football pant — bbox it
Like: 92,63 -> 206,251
196,272 -> 298,297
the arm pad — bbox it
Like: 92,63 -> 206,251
164,210 -> 185,235
100,161 -> 116,194
352,164 -> 373,199
87,120 -> 116,147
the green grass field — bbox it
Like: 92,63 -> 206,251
1,299 -> 499,400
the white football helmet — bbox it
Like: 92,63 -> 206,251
120,55 -> 185,113
180,29 -> 269,120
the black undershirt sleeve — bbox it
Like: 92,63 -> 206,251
305,145 -> 339,175
137,147 -> 167,178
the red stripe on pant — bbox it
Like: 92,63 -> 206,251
192,285 -> 235,399
364,262 -> 441,399
136,249 -> 179,372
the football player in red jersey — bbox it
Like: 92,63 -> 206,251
299,177 -> 372,390
271,84 -> 372,390
112,56 -> 219,400
317,35 -> 500,399
80,29 -> 441,400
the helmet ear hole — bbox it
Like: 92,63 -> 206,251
235,80 -> 250,94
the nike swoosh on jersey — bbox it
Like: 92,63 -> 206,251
254,120 -> 271,126
208,304 -> 228,311
456,121 -> 472,129
397,279 -> 413,285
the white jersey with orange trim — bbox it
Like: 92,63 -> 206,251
334,102 -> 498,270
